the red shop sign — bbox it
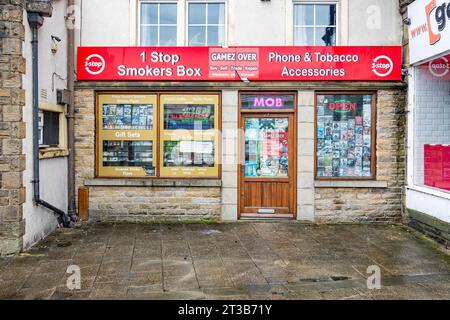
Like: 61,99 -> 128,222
77,46 -> 402,81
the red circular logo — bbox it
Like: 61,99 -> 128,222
84,54 -> 105,75
372,55 -> 394,77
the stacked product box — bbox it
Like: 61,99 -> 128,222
424,144 -> 450,191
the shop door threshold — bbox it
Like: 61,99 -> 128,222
239,213 -> 294,220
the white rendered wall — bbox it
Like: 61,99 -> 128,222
75,0 -> 403,48
347,0 -> 402,45
22,0 -> 68,249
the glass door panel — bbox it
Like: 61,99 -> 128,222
244,117 -> 289,178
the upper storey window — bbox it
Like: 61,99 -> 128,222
140,2 -> 177,46
187,2 -> 226,46
294,3 -> 337,46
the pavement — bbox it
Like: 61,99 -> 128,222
0,222 -> 449,300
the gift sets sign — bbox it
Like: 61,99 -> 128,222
77,46 -> 402,82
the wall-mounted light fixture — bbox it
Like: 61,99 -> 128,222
51,35 -> 61,54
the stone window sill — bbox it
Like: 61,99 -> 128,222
314,180 -> 388,188
39,147 -> 69,159
84,179 -> 222,187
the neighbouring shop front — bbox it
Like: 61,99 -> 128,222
74,45 -> 405,222
406,0 -> 450,243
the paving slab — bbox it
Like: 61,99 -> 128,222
0,222 -> 449,300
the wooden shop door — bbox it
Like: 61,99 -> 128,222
239,113 -> 296,219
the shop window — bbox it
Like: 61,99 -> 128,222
294,3 -> 337,46
140,2 -> 177,46
97,93 -> 220,179
159,94 -> 220,177
315,93 -> 376,180
413,54 -> 450,192
187,2 -> 225,46
97,94 -> 157,178
39,110 -> 60,147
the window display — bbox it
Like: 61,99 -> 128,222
164,141 -> 215,167
244,117 -> 289,178
97,93 -> 220,178
413,56 -> 450,192
159,94 -> 220,178
103,140 -> 155,176
103,104 -> 153,130
315,93 -> 375,179
97,94 -> 157,178
164,104 -> 214,130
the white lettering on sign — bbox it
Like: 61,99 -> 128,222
211,52 -> 236,61
237,53 -> 257,61
150,52 -> 180,65
177,66 -> 202,77
115,132 -> 141,138
118,65 -> 173,77
268,52 -> 302,63
281,67 -> 345,77
314,52 -> 359,63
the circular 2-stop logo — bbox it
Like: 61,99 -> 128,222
84,54 -> 106,75
372,55 -> 394,77
428,56 -> 449,78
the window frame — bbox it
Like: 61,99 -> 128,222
138,0 -> 178,46
186,0 -> 227,47
409,57 -> 450,194
96,93 -> 159,178
40,110 -> 60,147
95,91 -> 222,180
38,101 -> 68,159
293,1 -> 339,46
314,91 -> 377,181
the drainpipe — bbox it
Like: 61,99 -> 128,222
67,0 -> 77,222
28,11 -> 70,227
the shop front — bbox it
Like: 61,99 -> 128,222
75,46 -> 405,222
406,0 -> 450,243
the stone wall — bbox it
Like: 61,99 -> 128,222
74,89 -> 221,221
88,186 -> 221,221
73,89 -> 95,196
0,0 -> 26,255
314,89 -> 407,222
297,91 -> 315,221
